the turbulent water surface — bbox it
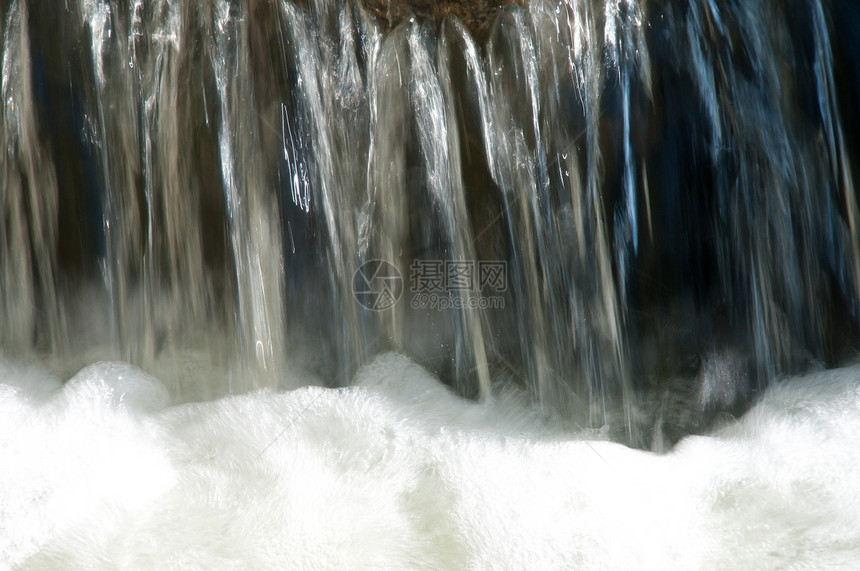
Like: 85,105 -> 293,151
3,354 -> 860,568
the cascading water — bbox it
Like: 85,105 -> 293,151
2,0 -> 860,567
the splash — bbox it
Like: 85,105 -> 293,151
3,354 -> 860,568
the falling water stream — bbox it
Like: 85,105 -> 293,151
2,0 -> 860,567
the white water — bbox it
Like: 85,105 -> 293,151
3,352 -> 860,569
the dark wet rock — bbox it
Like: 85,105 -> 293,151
359,0 -> 522,37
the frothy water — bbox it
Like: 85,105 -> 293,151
2,353 -> 860,569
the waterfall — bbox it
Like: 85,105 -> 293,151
2,0 -> 859,438
4,0 -> 860,567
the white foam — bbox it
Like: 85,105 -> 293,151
2,353 -> 860,569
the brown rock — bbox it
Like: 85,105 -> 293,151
359,0 -> 523,37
